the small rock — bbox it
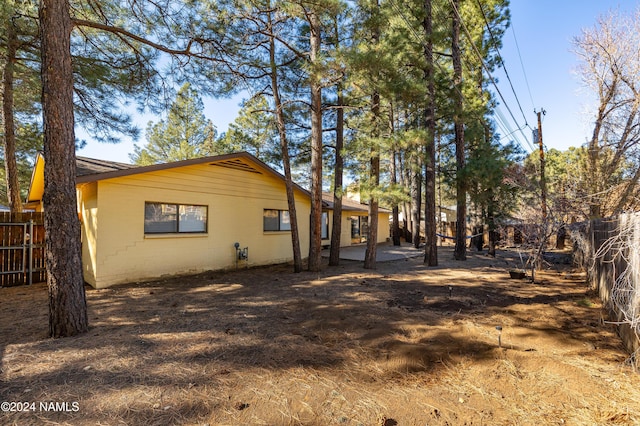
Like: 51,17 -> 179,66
234,402 -> 249,411
378,416 -> 398,426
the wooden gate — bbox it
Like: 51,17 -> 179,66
0,212 -> 46,287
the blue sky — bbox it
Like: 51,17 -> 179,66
493,0 -> 638,154
77,1 -> 638,163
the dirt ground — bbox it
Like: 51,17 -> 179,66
1,246 -> 639,425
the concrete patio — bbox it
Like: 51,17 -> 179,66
321,242 -> 425,262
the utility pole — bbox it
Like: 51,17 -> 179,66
537,109 -> 547,220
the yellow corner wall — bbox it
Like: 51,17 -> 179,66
376,212 -> 391,241
83,162 -> 311,288
78,183 -> 99,287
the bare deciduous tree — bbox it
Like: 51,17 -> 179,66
573,8 -> 640,219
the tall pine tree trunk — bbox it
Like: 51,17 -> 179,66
267,8 -> 302,272
40,0 -> 88,337
399,152 -> 412,242
2,20 -> 23,212
423,0 -> 437,266
389,104 -> 401,246
411,157 -> 422,249
329,82 -> 345,266
488,191 -> 497,257
308,9 -> 323,272
452,0 -> 466,261
364,90 -> 380,269
364,1 -> 381,269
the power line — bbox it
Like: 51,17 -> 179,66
428,1 -> 532,153
475,0 -> 530,126
509,21 -> 536,110
447,0 -> 533,152
386,0 -> 534,152
495,105 -> 534,152
386,0 -> 464,103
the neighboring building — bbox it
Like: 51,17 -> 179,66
26,152 -> 389,288
321,193 -> 391,246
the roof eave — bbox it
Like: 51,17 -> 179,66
74,152 -> 312,199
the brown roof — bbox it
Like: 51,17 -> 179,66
28,152 -> 392,216
73,152 -> 316,203
322,192 -> 391,213
76,156 -> 136,177
74,152 -> 299,190
28,152 -> 315,207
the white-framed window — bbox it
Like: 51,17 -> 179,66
264,209 -> 291,232
144,202 -> 207,234
321,211 -> 329,239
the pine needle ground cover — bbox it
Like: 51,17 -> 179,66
1,247 -> 639,425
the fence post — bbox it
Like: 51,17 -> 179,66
28,220 -> 33,285
20,222 -> 27,286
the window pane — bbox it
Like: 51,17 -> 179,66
361,216 -> 369,241
279,210 -> 291,231
351,216 -> 359,238
264,209 -> 279,231
321,212 -> 328,239
179,205 -> 207,232
145,203 -> 178,233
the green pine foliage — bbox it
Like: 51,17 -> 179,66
129,83 -> 218,165
0,0 -> 547,237
218,95 -> 280,166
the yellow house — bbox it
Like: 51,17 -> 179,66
26,152 -> 389,288
321,193 -> 390,246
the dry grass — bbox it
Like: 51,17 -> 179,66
1,247 -> 639,425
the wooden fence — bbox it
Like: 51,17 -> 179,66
0,212 -> 46,287
583,214 -> 640,367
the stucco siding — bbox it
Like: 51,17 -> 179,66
341,213 -> 355,245
377,212 -> 391,241
87,162 -> 310,288
79,183 -> 98,286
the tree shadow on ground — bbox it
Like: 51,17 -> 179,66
0,247 -> 626,425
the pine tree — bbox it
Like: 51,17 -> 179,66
423,0 -> 438,266
451,0 -> 466,261
40,0 -> 88,338
130,83 -> 218,165
218,95 -> 279,165
1,0 -> 41,210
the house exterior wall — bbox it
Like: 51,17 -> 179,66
320,210 -> 390,247
78,182 -> 99,287
376,212 -> 391,242
82,162 -> 311,288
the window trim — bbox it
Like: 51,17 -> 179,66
263,209 -> 291,232
144,202 -> 208,235
321,211 -> 329,240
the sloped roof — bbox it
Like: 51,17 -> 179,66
27,151 -> 312,205
76,156 -> 136,177
322,192 -> 391,213
74,151 -> 289,185
27,152 -> 389,216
